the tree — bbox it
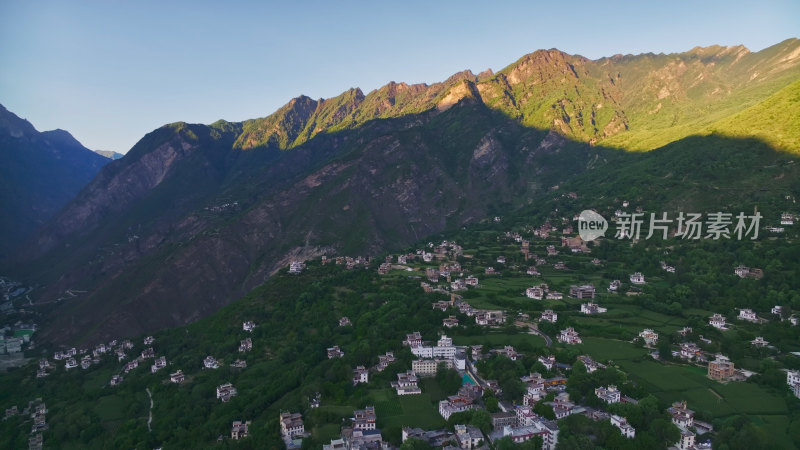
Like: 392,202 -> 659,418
485,396 -> 500,413
657,339 -> 673,361
533,402 -> 555,420
469,409 -> 492,435
650,418 -> 680,447
435,366 -> 462,395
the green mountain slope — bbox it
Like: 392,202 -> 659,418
5,39 -> 800,346
705,79 -> 800,152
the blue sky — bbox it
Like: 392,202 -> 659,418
1,0 -> 798,153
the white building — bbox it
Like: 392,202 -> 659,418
526,287 -> 545,300
203,356 -> 220,369
788,371 -> 800,398
170,370 -> 185,383
353,366 -> 369,385
327,346 -> 344,359
709,313 -> 727,329
610,415 -> 635,438
439,396 -> 475,420
393,371 -> 422,395
454,424 -> 484,449
677,430 -> 696,450
540,310 -> 558,323
638,329 -> 659,345
751,336 -> 769,347
243,321 -> 256,332
680,342 -> 701,360
734,265 -> 750,278
279,412 -> 305,438
288,261 -> 306,274
629,272 -> 646,285
216,383 -> 238,402
558,328 -> 582,345
151,356 -> 166,373
580,303 -> 607,314
353,407 -> 377,431
738,309 -> 758,322
545,291 -> 563,300
595,385 -> 621,404
538,355 -> 555,371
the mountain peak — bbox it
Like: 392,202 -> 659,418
686,44 -> 750,61
436,79 -> 481,112
0,103 -> 37,138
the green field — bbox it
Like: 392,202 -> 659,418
612,355 -> 787,419
579,337 -> 649,362
375,391 -> 446,429
452,333 -> 547,349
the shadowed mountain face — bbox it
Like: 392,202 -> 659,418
0,104 -> 110,259
6,39 -> 800,345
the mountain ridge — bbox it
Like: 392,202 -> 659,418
0,104 -> 110,258
6,39 -> 800,345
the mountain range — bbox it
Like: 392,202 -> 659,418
0,105 -> 110,259
3,38 -> 799,345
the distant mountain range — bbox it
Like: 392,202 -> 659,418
0,104 -> 110,259
95,150 -> 125,160
3,38 -> 799,345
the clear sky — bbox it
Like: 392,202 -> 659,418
1,0 -> 797,153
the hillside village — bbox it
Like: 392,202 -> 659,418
3,206 -> 799,449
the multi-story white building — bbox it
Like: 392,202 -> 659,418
454,424 -> 484,449
680,342 -> 701,360
669,401 -> 695,429
353,366 -> 369,385
629,272 -> 646,284
217,383 -> 238,402
610,415 -> 635,439
580,303 -> 607,314
540,310 -> 558,323
279,412 -> 305,438
352,406 -> 376,431
288,261 -> 305,274
788,371 -> 800,398
738,309 -> 758,322
709,313 -> 727,329
203,356 -> 220,369
595,385 -> 621,404
677,430 -> 696,450
558,327 -> 582,345
376,352 -> 395,372
392,371 -> 422,395
526,286 -> 545,299
638,329 -> 659,345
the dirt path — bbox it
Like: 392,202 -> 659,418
146,388 -> 153,432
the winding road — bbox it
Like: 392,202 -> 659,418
516,320 -> 553,347
146,388 -> 153,432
